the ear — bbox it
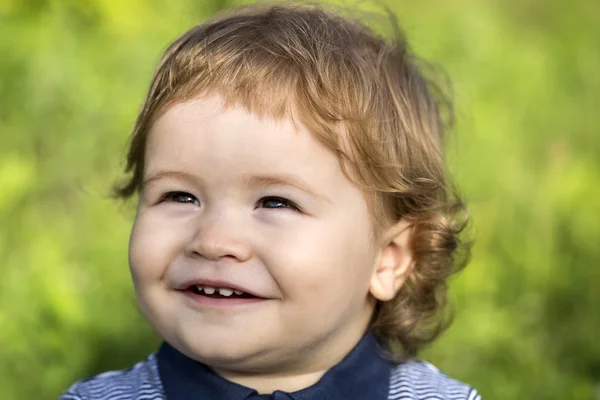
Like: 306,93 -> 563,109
369,220 -> 414,301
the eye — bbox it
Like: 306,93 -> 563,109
258,196 -> 300,211
161,191 -> 200,205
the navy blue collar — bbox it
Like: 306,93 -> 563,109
157,332 -> 391,400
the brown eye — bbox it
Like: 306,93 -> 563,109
258,196 -> 299,211
163,191 -> 200,205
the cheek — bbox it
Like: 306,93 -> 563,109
128,218 -> 154,285
128,211 -> 185,282
267,216 -> 377,302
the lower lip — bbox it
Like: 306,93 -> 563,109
180,290 -> 269,308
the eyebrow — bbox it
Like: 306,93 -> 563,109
143,170 -> 202,189
244,174 -> 331,203
142,170 -> 330,203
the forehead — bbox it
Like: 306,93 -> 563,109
145,96 -> 343,186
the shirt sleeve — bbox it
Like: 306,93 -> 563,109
388,360 -> 481,400
467,387 -> 482,400
58,387 -> 84,400
56,354 -> 164,400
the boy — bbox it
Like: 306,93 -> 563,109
61,2 -> 480,399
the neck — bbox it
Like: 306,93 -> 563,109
212,323 -> 372,394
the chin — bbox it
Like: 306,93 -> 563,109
175,330 -> 277,367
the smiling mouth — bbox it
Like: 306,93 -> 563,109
188,285 -> 258,299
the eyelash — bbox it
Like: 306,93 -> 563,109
159,192 -> 300,212
160,191 -> 199,205
257,196 -> 300,211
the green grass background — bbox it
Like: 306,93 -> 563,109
1,0 -> 599,398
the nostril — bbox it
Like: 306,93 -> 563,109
184,226 -> 253,263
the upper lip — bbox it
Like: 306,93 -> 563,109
176,278 -> 267,298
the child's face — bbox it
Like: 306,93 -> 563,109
129,96 -> 385,375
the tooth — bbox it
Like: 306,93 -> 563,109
196,285 -> 203,291
233,290 -> 243,295
218,288 -> 234,297
203,287 -> 216,295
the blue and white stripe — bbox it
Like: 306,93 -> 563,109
60,355 -> 481,400
388,361 -> 481,400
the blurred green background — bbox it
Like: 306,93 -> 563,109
1,0 -> 599,398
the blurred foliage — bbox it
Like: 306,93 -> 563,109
1,0 -> 599,399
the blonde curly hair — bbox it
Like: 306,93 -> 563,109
115,2 -> 471,358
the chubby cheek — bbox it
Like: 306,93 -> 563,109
128,210 -> 184,289
267,217 -> 377,319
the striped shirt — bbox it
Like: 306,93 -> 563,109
60,336 -> 480,400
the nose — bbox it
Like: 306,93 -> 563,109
184,215 -> 252,262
